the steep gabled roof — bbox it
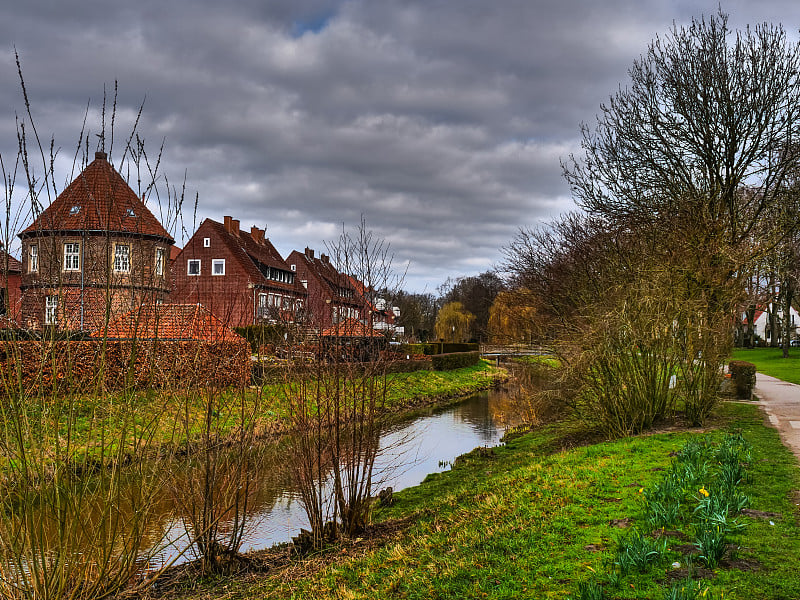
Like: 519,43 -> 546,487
195,219 -> 300,292
289,249 -> 354,299
21,151 -> 173,241
0,249 -> 22,274
93,303 -> 243,342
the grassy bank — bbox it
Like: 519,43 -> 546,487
0,361 -> 506,468
731,347 -> 800,384
167,401 -> 800,600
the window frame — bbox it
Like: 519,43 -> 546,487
187,259 -> 201,276
203,237 -> 211,248
63,242 -> 81,272
114,243 -> 131,273
155,247 -> 165,276
45,295 -> 58,325
29,244 -> 38,273
212,258 -> 226,276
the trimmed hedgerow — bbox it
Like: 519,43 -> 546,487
0,339 -> 250,394
402,343 -> 480,356
728,360 -> 756,400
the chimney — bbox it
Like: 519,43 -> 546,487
95,151 -> 107,161
224,216 -> 232,233
321,253 -> 329,264
250,226 -> 265,244
231,219 -> 240,236
305,247 -> 315,259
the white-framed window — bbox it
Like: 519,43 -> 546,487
187,259 -> 201,276
203,237 -> 210,248
257,293 -> 269,318
114,244 -> 131,273
29,244 -> 38,273
45,295 -> 58,325
63,242 -> 80,271
212,258 -> 225,276
69,205 -> 81,215
155,248 -> 165,276
290,264 -> 296,271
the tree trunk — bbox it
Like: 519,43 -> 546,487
782,283 -> 795,358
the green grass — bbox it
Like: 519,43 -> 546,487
179,401 -> 800,600
731,347 -> 800,384
0,361 -> 505,469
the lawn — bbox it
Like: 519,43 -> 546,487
170,401 -> 800,600
731,347 -> 800,384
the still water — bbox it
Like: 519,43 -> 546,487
158,385 -> 527,562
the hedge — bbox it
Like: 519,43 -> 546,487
431,351 -> 481,371
402,342 -> 480,356
728,360 -> 756,400
0,339 -> 250,394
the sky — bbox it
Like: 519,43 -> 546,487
2,0 -> 800,292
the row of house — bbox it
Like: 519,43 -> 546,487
0,151 -> 400,339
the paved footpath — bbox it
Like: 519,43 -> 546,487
753,373 -> 800,462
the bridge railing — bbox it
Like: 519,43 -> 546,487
479,343 -> 552,356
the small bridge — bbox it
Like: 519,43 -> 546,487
480,344 -> 552,364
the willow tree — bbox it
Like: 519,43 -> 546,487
434,302 -> 475,343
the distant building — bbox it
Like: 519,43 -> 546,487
18,151 -> 174,331
285,248 -> 364,332
0,245 -> 22,326
171,217 -> 306,328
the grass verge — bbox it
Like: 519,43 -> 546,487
159,401 -> 800,600
731,347 -> 800,384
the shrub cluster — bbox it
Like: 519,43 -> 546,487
431,351 -> 480,371
0,339 -> 251,393
727,361 -> 756,400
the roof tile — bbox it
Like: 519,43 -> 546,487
22,152 -> 173,241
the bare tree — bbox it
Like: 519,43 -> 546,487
564,10 -> 800,248
283,219 -> 402,550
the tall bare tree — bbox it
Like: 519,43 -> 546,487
564,10 -> 800,249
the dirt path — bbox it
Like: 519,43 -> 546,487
753,373 -> 800,463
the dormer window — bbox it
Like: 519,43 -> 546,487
69,205 -> 81,215
126,208 -> 136,217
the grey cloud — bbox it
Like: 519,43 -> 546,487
2,0 -> 800,290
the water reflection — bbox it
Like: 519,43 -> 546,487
2,385 -> 529,572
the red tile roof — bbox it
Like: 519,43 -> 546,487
201,219 -> 301,292
21,152 -> 173,241
0,249 -> 21,274
322,318 -> 384,338
93,303 -> 244,342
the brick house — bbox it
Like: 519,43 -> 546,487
18,151 -> 174,331
0,246 -> 22,326
285,248 -> 365,331
171,216 -> 306,328
346,275 -> 402,336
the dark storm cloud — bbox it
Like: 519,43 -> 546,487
1,0 -> 799,290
